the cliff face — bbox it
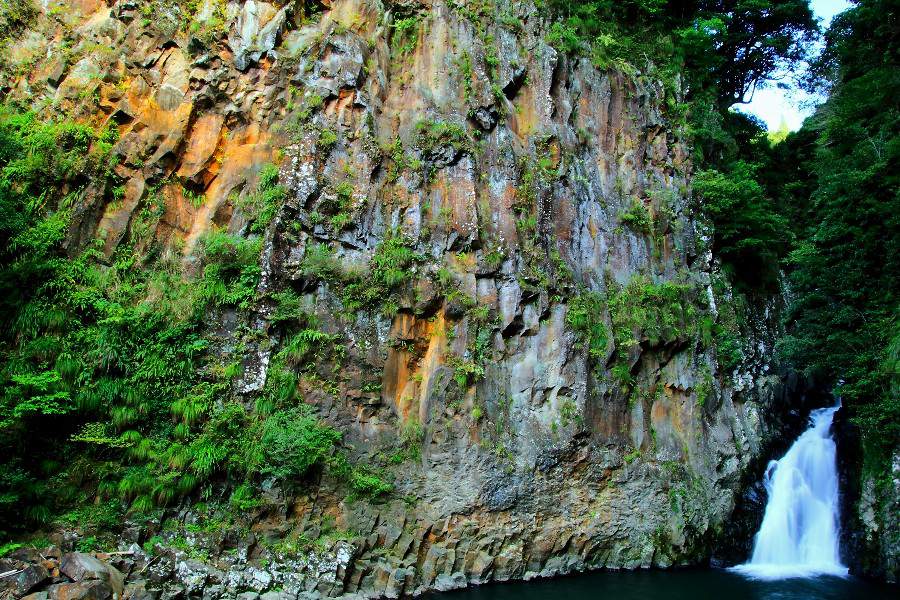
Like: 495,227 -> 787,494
2,1 -> 803,597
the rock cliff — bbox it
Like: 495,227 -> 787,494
1,1 -> 806,597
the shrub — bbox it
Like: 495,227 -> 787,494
0,1 -> 37,42
198,231 -> 262,309
694,163 -> 789,289
390,16 -> 421,56
342,235 -> 422,315
349,466 -> 393,498
253,407 -> 341,483
300,243 -> 343,282
566,292 -> 609,361
235,163 -> 287,234
608,275 -> 698,350
619,200 -> 653,234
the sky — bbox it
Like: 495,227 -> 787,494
741,0 -> 854,131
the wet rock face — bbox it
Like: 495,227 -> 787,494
838,408 -> 900,583
3,0 -> 801,597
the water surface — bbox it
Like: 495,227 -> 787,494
425,569 -> 895,600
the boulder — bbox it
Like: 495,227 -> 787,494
45,580 -> 113,600
16,564 -> 50,596
122,580 -> 160,600
59,554 -> 124,599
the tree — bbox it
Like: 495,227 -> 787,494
691,1 -> 818,109
779,0 -> 900,458
694,161 -> 790,289
546,1 -> 819,110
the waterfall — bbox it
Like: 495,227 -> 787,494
731,404 -> 849,580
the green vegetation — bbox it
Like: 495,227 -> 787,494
694,161 -> 789,290
383,137 -> 417,183
541,1 -> 816,110
414,120 -> 470,156
608,276 -> 699,351
619,200 -> 653,235
185,0 -> 229,45
251,407 -> 341,483
566,292 -> 609,362
771,0 -> 900,468
342,235 -> 423,316
235,163 -> 287,234
0,105 -> 382,539
197,231 -> 263,309
448,355 -> 485,388
389,14 -> 422,57
0,1 -> 37,50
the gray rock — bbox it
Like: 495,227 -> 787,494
123,580 -> 160,600
46,580 -> 113,600
16,563 -> 49,596
159,586 -> 185,600
60,553 -> 124,598
433,572 -> 467,592
200,583 -> 223,600
229,1 -> 290,71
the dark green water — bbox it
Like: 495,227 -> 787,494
425,569 -> 896,600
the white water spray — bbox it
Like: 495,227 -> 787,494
731,404 -> 849,580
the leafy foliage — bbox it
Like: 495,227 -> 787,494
342,235 -> 423,316
197,230 -> 262,309
235,163 -> 287,234
775,0 -> 900,465
566,292 -> 609,362
0,0 -> 37,45
253,407 -> 341,483
543,1 -> 816,109
608,276 -> 699,351
0,106 -> 361,536
694,161 -> 790,289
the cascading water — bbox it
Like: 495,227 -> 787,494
731,403 -> 849,580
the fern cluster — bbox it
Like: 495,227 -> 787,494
0,106 -> 369,537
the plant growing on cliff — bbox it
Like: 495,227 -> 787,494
694,163 -> 789,290
0,0 -> 37,48
0,106 -> 293,528
300,243 -> 343,283
566,291 -> 609,364
249,406 -> 342,484
414,120 -> 471,156
197,230 -> 263,309
389,14 -> 422,57
619,200 -> 653,235
342,234 -> 423,316
447,354 -> 485,388
608,275 -> 699,351
236,163 -> 287,234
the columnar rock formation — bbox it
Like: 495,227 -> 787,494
1,1 -> 804,597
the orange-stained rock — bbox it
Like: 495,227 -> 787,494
184,123 -> 274,253
382,312 -> 449,424
177,113 -> 226,181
